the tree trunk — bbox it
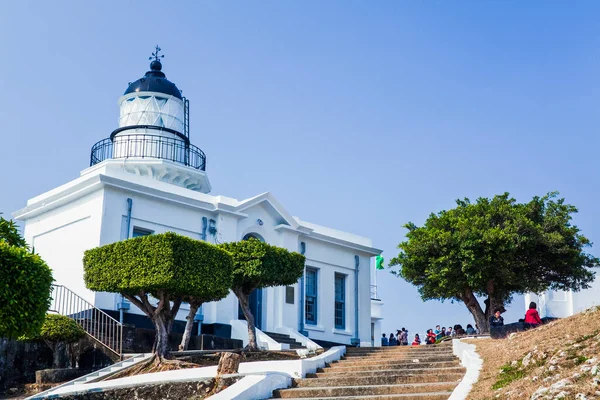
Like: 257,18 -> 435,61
51,342 -> 67,369
216,352 -> 241,375
234,289 -> 259,351
180,301 -> 200,351
124,292 -> 179,360
152,314 -> 170,359
460,287 -> 489,334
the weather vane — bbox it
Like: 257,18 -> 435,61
149,45 -> 164,62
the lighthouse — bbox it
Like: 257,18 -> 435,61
14,47 -> 383,351
90,46 -> 210,193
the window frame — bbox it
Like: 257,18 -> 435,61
334,273 -> 346,330
305,268 -> 318,325
132,227 -> 154,238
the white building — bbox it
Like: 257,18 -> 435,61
525,280 -> 600,319
13,50 -> 384,349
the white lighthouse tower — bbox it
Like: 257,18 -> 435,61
91,46 -> 210,193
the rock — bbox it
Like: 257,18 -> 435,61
554,392 -> 569,399
593,377 -> 600,386
580,365 -> 592,373
532,376 -> 539,382
550,378 -> 571,391
523,352 -> 534,368
549,366 -> 557,372
216,352 -> 241,376
531,387 -> 549,400
575,394 -> 588,400
591,365 -> 599,376
511,360 -> 518,367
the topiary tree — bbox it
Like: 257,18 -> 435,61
390,192 -> 599,333
179,278 -> 234,351
0,217 -> 53,339
83,232 -> 233,361
36,314 -> 85,368
219,239 -> 305,351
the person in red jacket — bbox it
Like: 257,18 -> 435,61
525,301 -> 543,326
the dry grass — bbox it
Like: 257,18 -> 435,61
467,306 -> 600,400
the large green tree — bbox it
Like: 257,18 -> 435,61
390,192 -> 599,333
219,239 -> 305,351
0,217 -> 53,339
83,232 -> 233,360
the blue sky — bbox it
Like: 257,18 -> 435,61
1,1 -> 599,337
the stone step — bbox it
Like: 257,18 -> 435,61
307,366 -> 466,378
346,346 -> 452,353
293,373 -> 464,387
345,347 -> 453,353
321,360 -> 461,372
263,331 -> 305,348
272,381 -> 459,398
270,391 -> 455,400
343,353 -> 454,360
334,356 -> 458,367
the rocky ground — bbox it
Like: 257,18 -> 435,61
467,306 -> 600,400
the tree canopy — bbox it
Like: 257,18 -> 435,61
0,217 -> 53,339
389,192 -> 599,333
84,232 -> 233,359
219,239 -> 305,350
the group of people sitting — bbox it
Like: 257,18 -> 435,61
411,323 -> 477,345
381,302 -> 545,347
489,301 -> 543,329
381,323 -> 478,346
381,328 -> 409,346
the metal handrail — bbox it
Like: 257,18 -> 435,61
90,133 -> 206,171
48,284 -> 123,359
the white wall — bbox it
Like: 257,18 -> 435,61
301,238 -> 372,346
23,190 -> 105,304
573,278 -> 600,313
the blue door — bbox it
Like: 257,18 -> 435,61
238,288 -> 262,330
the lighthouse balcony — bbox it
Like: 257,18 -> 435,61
90,133 -> 206,171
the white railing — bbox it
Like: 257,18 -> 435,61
48,284 -> 123,358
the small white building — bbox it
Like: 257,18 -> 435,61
525,279 -> 600,319
13,51 -> 384,348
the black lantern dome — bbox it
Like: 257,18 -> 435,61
124,52 -> 183,100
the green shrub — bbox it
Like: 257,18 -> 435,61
0,239 -> 53,339
39,314 -> 85,343
84,232 -> 233,299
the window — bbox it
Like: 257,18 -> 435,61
285,286 -> 295,304
305,268 -> 318,325
334,273 -> 346,329
132,227 -> 153,238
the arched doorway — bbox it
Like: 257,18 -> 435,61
238,232 -> 265,329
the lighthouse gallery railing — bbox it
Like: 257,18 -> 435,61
90,134 -> 206,171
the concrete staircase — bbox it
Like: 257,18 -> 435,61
26,353 -> 153,399
263,331 -> 305,349
271,344 -> 464,399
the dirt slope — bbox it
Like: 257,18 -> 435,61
467,306 -> 600,400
